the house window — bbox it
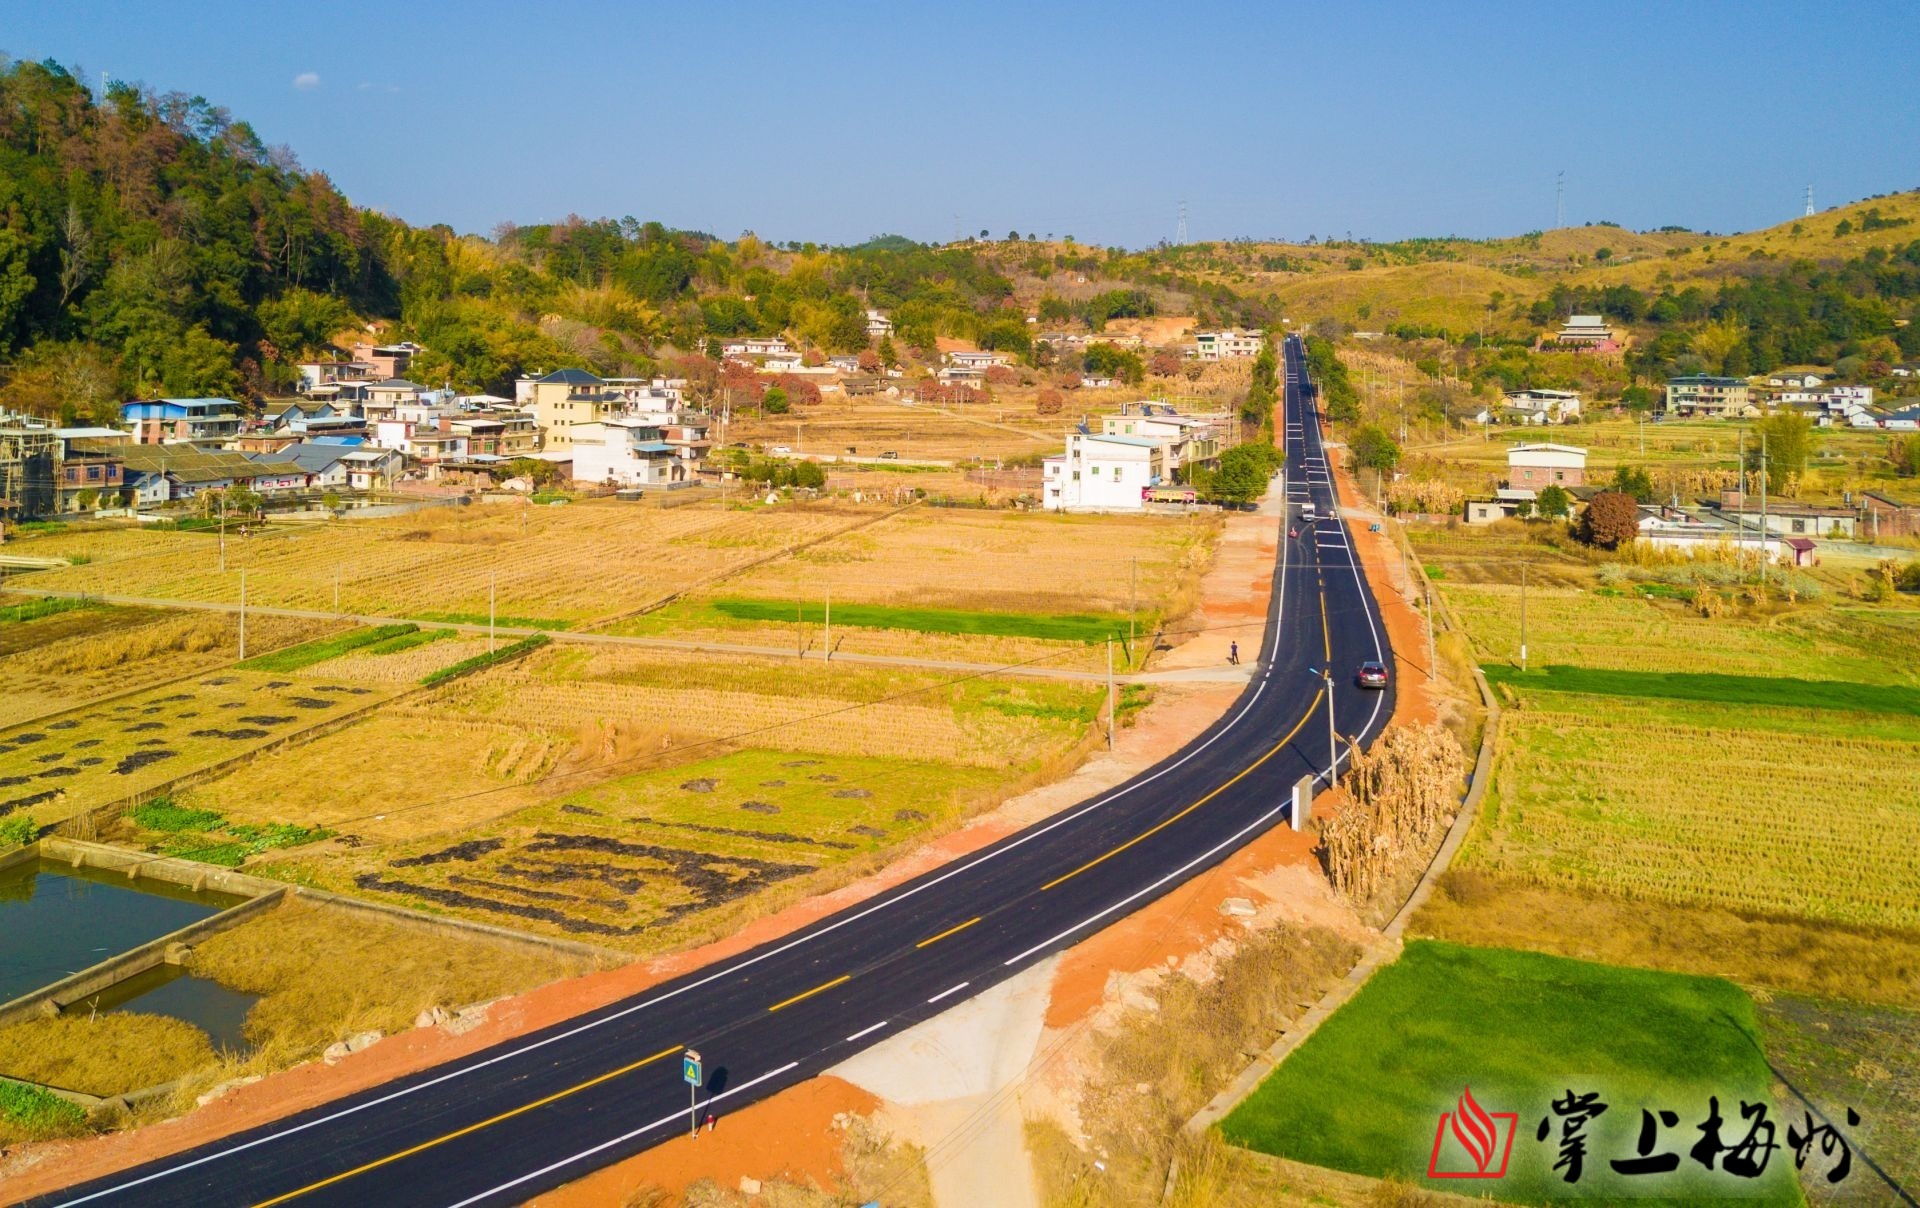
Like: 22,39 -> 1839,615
1791,519 -> 1806,534
1554,471 -> 1564,481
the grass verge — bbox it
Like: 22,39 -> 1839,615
0,1078 -> 87,1142
236,623 -> 420,673
0,1014 -> 215,1099
708,597 -> 1134,643
1484,663 -> 1920,716
1219,940 -> 1797,1204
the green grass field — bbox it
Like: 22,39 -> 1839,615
236,623 -> 421,673
1484,664 -> 1920,716
700,598 -> 1134,644
1220,941 -> 1797,1204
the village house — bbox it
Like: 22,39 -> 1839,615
1507,442 -> 1587,489
1664,375 -> 1753,419
569,418 -> 678,487
1766,371 -> 1826,389
349,341 -> 421,379
1708,490 -> 1857,538
1860,490 -> 1920,539
865,310 -> 893,339
1100,404 -> 1224,477
340,447 -> 403,491
1551,315 -> 1618,349
945,350 -> 1012,371
721,336 -> 793,359
295,358 -> 378,394
1500,388 -> 1583,424
120,397 -> 246,445
1041,433 -> 1165,512
1191,329 -> 1265,361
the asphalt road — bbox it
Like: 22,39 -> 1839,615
39,334 -> 1395,1208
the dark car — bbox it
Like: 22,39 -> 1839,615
1356,660 -> 1389,689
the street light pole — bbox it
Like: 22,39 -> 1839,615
1519,560 -> 1529,672
1324,669 -> 1338,788
238,569 -> 247,661
1106,639 -> 1115,752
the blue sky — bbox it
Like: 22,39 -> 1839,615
6,1 -> 1916,247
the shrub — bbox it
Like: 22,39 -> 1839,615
1580,491 -> 1639,548
0,814 -> 36,848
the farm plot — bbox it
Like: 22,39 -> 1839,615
1439,579 -> 1920,682
268,749 -> 1002,947
182,641 -> 1103,849
0,600 -> 341,729
0,669 -> 397,831
1457,692 -> 1920,930
9,499 -> 888,626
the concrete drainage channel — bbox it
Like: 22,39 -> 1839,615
0,837 -> 623,1121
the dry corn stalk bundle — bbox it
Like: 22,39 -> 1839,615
1320,723 -> 1468,901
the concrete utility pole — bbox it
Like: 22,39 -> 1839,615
218,494 -> 227,573
238,569 -> 247,660
824,585 -> 831,661
1323,669 -> 1338,788
1758,429 -> 1769,594
1106,639 -> 1115,752
334,566 -> 341,615
1129,557 -> 1137,658
1519,560 -> 1529,672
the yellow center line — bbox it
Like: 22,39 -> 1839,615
249,1044 -> 683,1208
916,916 -> 981,948
767,973 -> 851,1013
1040,688 -> 1324,893
1320,588 -> 1332,660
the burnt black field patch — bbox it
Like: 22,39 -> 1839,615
679,778 -> 717,793
351,873 -> 646,936
286,697 -> 334,710
391,837 -> 506,867
32,752 -> 62,764
47,720 -> 78,731
739,800 -> 779,814
641,818 -> 854,850
893,808 -> 926,822
0,788 -> 59,815
11,733 -> 45,745
781,759 -> 820,768
238,715 -> 293,726
188,728 -> 270,741
200,677 -> 234,686
810,773 -> 840,783
123,721 -> 164,733
154,694 -> 192,703
759,779 -> 786,788
113,749 -> 176,775
264,681 -> 291,690
72,738 -> 100,749
833,788 -> 873,799
37,766 -> 80,779
560,804 -> 601,817
848,825 -> 887,839
0,776 -> 28,788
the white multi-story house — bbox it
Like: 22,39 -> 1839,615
721,337 -> 793,358
569,418 -> 678,487
1041,433 -> 1165,511
1192,329 -> 1265,361
946,350 -> 1012,371
1100,407 -> 1222,477
866,310 -> 893,339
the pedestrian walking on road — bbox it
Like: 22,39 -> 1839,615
1229,641 -> 1239,666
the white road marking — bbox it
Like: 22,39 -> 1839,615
845,1021 -> 889,1043
442,1062 -> 801,1208
927,981 -> 971,1004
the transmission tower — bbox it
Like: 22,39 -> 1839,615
1804,184 -> 1814,217
1555,171 -> 1565,228
1175,200 -> 1187,246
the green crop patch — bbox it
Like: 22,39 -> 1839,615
0,597 -> 93,625
411,611 -> 574,631
1485,663 -> 1920,716
420,633 -> 552,686
237,624 -> 421,673
706,598 -> 1131,644
0,1079 -> 86,1136
1220,941 -> 1795,1204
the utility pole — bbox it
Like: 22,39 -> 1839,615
1105,639 -> 1115,752
218,494 -> 227,572
238,569 -> 247,661
824,585 -> 831,661
1519,560 -> 1528,672
334,566 -> 341,615
1129,557 -> 1137,657
489,571 -> 497,654
1323,669 -> 1338,788
1426,579 -> 1437,681
1758,428 -> 1769,594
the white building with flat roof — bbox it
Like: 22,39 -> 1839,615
569,418 -> 677,487
1192,329 -> 1265,361
1041,433 -> 1165,511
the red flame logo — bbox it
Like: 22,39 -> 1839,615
1449,1085 -> 1498,1173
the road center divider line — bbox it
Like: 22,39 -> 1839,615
915,916 -> 981,948
767,973 -> 852,1013
1039,688 -> 1323,893
247,1044 -> 683,1208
